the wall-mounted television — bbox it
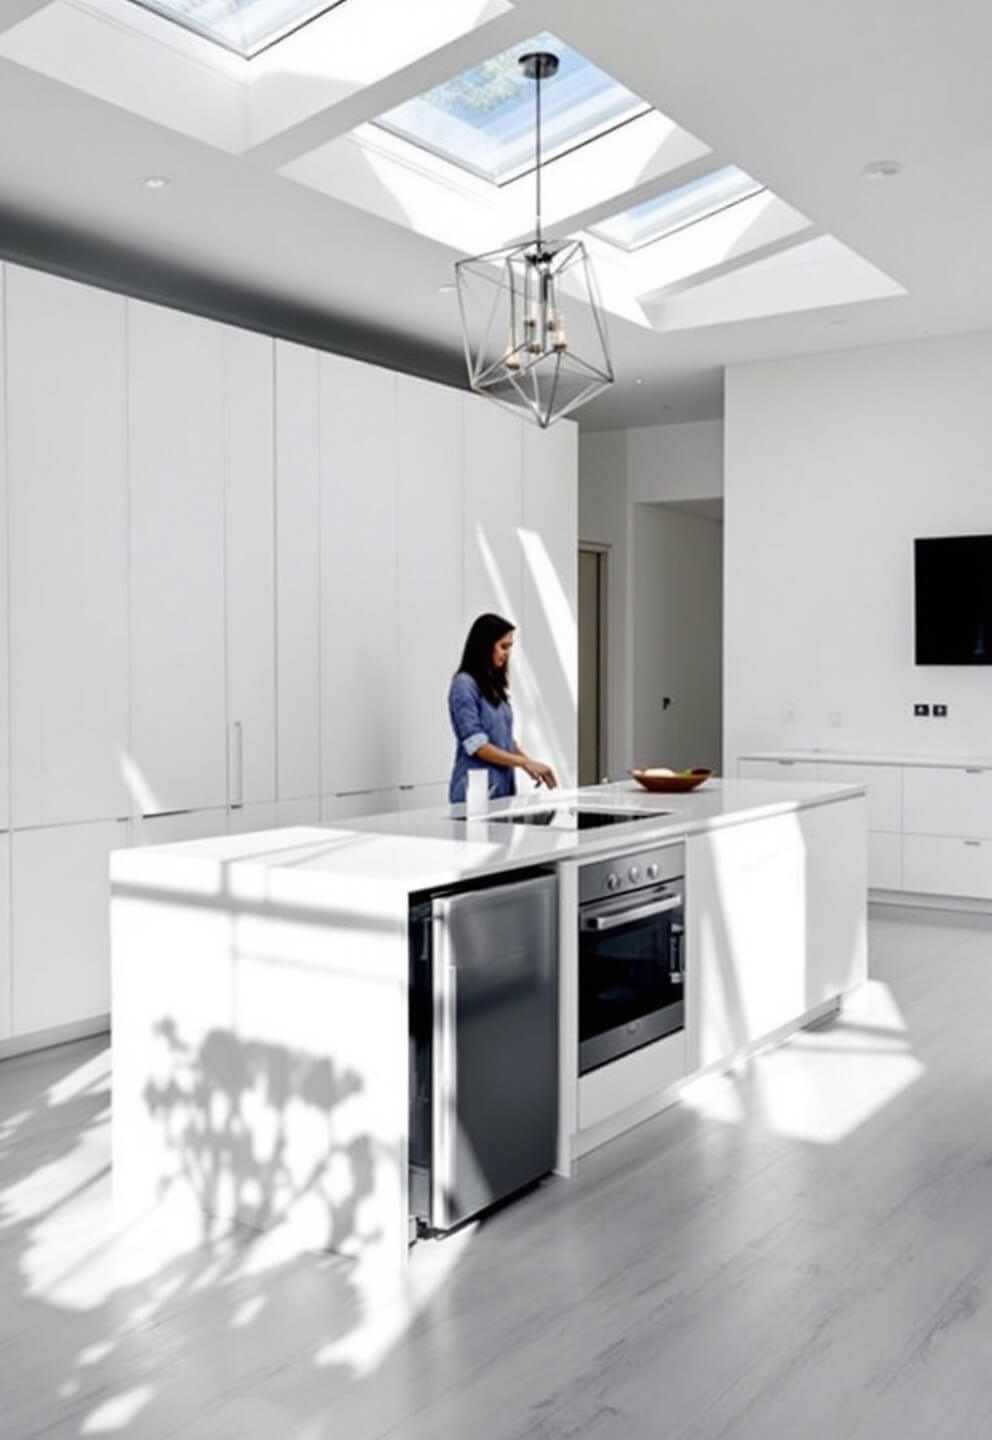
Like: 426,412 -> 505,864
915,534 -> 992,665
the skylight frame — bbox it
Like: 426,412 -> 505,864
590,166 -> 766,252
374,30 -> 654,187
125,0 -> 348,59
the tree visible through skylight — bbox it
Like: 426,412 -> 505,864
127,0 -> 346,58
376,31 -> 652,184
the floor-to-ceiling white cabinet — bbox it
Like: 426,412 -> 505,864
0,259 -> 578,1052
128,301 -> 229,816
274,340 -> 321,805
6,268 -> 130,828
396,373 -> 465,791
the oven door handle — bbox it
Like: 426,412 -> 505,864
581,893 -> 683,932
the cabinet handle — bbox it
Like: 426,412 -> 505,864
964,839 -> 981,847
777,760 -> 796,766
231,721 -> 244,807
965,767 -> 983,775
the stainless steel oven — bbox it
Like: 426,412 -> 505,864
578,843 -> 685,1074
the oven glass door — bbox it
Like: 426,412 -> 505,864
578,884 -> 684,1074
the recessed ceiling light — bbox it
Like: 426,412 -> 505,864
634,377 -> 645,385
861,160 -> 901,180
142,175 -> 173,190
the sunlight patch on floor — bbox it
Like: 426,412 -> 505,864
681,981 -> 924,1144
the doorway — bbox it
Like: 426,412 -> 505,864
578,545 -> 608,785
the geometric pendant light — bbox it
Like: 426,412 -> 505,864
455,51 -> 615,428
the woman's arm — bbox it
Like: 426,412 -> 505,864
496,742 -> 557,788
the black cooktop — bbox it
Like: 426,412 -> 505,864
485,807 -> 665,830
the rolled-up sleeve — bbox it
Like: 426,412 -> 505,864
449,674 -> 488,756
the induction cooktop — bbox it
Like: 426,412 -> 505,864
484,807 -> 668,830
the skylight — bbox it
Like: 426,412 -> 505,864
590,166 -> 765,250
375,30 -> 652,185
126,0 -> 347,58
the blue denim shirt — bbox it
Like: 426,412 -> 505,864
448,671 -> 516,803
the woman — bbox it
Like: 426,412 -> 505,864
448,613 -> 558,804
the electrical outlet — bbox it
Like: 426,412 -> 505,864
914,703 -> 930,716
934,703 -> 948,717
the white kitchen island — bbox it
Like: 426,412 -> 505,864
110,778 -> 868,1275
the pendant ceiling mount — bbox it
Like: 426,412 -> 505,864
455,48 -> 614,429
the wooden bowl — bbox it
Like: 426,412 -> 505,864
629,766 -> 713,793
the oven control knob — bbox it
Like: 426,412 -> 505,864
646,863 -> 660,881
627,865 -> 641,883
605,872 -> 621,892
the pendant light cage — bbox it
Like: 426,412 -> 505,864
454,50 -> 614,429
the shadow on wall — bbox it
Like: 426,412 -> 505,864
143,1020 -> 378,1254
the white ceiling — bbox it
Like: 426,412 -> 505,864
1,0 -> 990,430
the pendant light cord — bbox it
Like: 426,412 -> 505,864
534,64 -> 542,250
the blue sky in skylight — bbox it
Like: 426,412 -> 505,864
127,0 -> 344,58
590,166 -> 764,250
376,31 -> 651,183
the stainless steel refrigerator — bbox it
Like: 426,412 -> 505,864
409,871 -> 558,1233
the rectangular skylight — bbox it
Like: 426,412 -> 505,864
590,166 -> 765,250
126,0 -> 347,58
375,30 -> 651,185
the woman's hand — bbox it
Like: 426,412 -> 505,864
522,757 -> 558,789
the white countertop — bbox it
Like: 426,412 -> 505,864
741,749 -> 992,769
110,777 -> 866,898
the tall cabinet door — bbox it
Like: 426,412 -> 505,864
6,266 -> 129,827
224,325 -> 276,809
274,340 -> 321,803
396,375 -> 464,788
519,420 -> 578,787
463,399 -> 524,629
12,819 -> 128,1036
319,355 -> 398,796
128,300 -> 227,815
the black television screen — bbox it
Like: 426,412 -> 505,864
915,534 -> 992,665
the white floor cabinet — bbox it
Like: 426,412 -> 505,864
0,835 -> 10,1041
0,279 -> 8,834
11,820 -> 128,1036
6,267 -> 130,828
463,401 -> 524,626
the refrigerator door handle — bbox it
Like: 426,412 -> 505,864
431,905 -> 457,1230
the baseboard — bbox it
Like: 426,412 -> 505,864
0,1015 -> 110,1062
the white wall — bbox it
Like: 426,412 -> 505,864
579,420 -> 723,777
724,334 -> 992,768
633,504 -> 722,770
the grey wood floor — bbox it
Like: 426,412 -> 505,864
3,905 -> 992,1439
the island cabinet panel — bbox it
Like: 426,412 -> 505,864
319,355 -> 398,796
0,275 -> 8,832
274,340 -> 321,803
903,765 -> 992,839
0,835 -> 9,1040
6,266 -> 130,828
687,811 -> 808,1070
224,325 -> 276,810
519,421 -> 579,789
128,300 -> 228,816
11,819 -> 127,1036
462,400 -> 524,630
395,374 -> 464,788
801,795 -> 868,1009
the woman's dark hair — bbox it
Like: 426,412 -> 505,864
457,613 -> 515,704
